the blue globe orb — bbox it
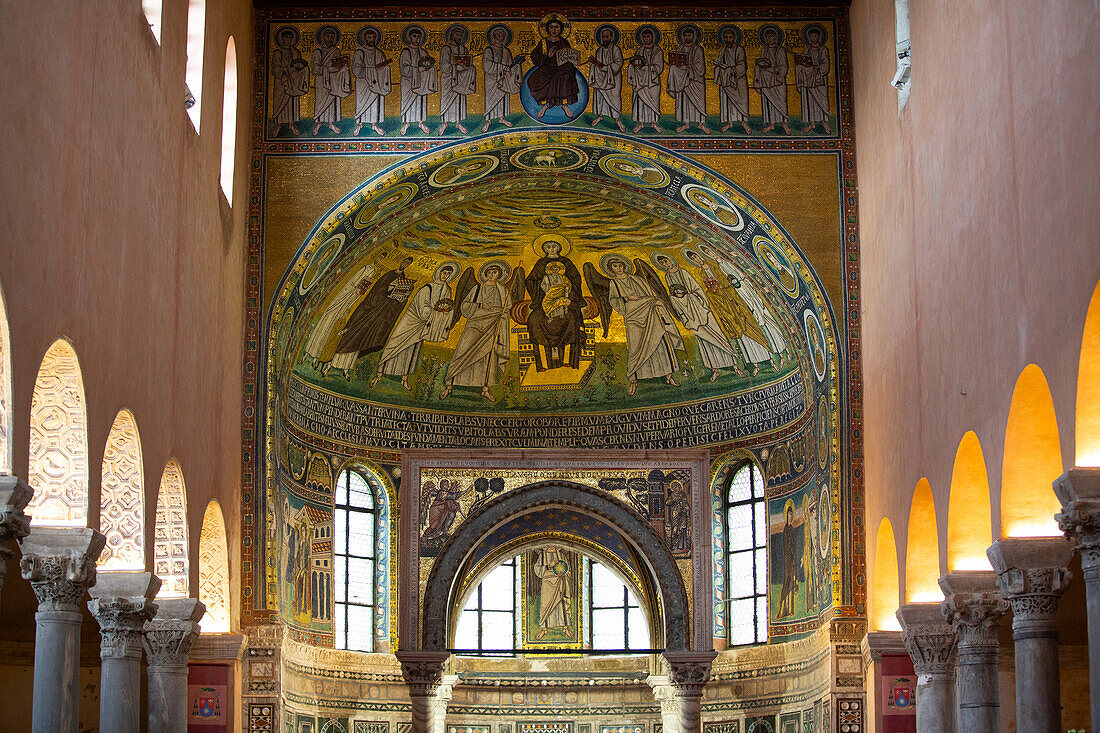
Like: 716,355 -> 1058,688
519,67 -> 589,126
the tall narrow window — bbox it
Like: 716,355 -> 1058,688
893,0 -> 912,109
453,558 -> 518,656
154,459 -> 190,597
27,338 -> 88,527
198,500 -> 231,632
587,560 -> 649,651
142,1 -> 162,44
333,468 -> 377,651
220,38 -> 238,198
98,409 -> 145,570
185,0 -> 207,129
724,462 -> 768,646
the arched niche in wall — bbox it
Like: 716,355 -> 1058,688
27,338 -> 89,526
0,278 -> 11,476
904,478 -> 941,603
1001,364 -> 1063,537
99,409 -> 146,570
420,479 -> 694,653
154,459 -> 190,598
946,431 -> 993,571
1078,279 -> 1100,467
220,37 -> 238,198
199,499 -> 231,632
872,517 -> 900,631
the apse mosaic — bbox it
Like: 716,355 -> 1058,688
264,16 -> 838,142
246,4 -> 863,644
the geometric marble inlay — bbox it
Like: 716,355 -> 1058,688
98,408 -> 145,569
27,338 -> 89,526
154,458 -> 190,597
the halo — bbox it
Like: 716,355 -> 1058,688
356,25 -> 383,47
485,23 -> 513,46
801,23 -> 828,45
758,24 -> 785,46
635,24 -> 662,46
433,260 -> 461,282
680,246 -> 706,267
444,23 -> 470,46
478,259 -> 512,282
402,24 -> 428,46
599,253 -> 633,277
695,243 -> 723,263
539,13 -> 572,39
315,25 -> 341,46
532,232 -> 572,258
593,23 -> 621,46
274,25 -> 300,47
783,497 -> 796,519
676,24 -> 703,45
716,24 -> 743,46
650,250 -> 678,272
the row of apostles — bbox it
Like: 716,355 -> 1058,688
270,18 -> 832,137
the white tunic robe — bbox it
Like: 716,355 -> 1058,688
667,43 -> 706,124
482,45 -> 520,121
446,282 -> 510,387
753,44 -> 789,124
628,46 -> 664,123
715,45 -> 749,123
589,44 -> 624,118
439,42 -> 476,124
352,45 -> 391,125
400,46 -> 437,123
377,281 -> 453,377
609,275 -> 684,380
664,268 -> 738,370
796,44 -> 830,124
312,44 -> 350,124
271,47 -> 308,125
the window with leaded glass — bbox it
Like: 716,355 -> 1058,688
334,468 -> 377,652
724,462 -> 768,645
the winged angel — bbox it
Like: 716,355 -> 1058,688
439,260 -> 526,402
584,254 -> 686,396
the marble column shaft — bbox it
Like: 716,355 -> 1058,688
88,572 -> 161,733
897,603 -> 958,733
0,475 -> 33,599
646,675 -> 680,733
143,598 -> 205,733
939,571 -> 1006,733
1055,467 -> 1100,733
988,538 -> 1072,733
19,527 -> 106,733
663,651 -> 716,733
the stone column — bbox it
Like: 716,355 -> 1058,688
986,537 -> 1073,732
646,674 -> 680,733
88,572 -> 160,733
897,602 -> 958,733
143,597 -> 205,733
939,571 -> 1007,733
18,526 -> 105,733
1055,466 -> 1100,733
0,475 -> 32,599
396,650 -> 451,733
663,651 -> 717,733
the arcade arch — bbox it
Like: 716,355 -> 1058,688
1001,364 -> 1063,537
946,431 -> 994,571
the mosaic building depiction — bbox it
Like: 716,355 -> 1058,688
6,0 -> 1097,732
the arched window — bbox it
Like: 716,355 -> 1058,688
452,551 -> 651,656
893,0 -> 912,108
586,558 -> 649,651
184,0 -> 207,129
27,338 -> 89,527
141,1 -> 162,44
220,37 -> 238,198
99,409 -> 146,570
333,468 -> 381,651
154,459 -> 190,597
199,500 -> 231,632
0,279 -> 12,476
723,462 -> 768,646
454,556 -> 518,655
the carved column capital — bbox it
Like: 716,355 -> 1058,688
143,597 -> 205,668
89,596 -> 158,659
939,571 -> 1006,648
0,476 -> 33,559
396,650 -> 450,698
663,651 -> 717,698
987,537 -> 1073,640
897,603 -> 957,677
1055,468 -> 1100,577
19,527 -> 105,612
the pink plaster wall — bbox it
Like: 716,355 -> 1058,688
850,0 -> 1100,604
0,0 -> 253,641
